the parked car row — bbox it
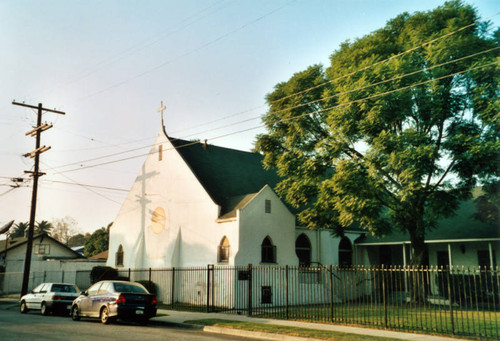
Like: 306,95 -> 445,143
19,280 -> 157,325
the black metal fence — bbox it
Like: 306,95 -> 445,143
1,265 -> 498,339
117,265 -> 499,340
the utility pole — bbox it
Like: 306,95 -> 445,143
12,101 -> 65,297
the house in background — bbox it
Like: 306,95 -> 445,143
89,250 -> 108,261
356,199 -> 500,269
0,234 -> 105,293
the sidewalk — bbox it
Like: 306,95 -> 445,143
154,309 -> 464,341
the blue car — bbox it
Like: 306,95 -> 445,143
71,280 -> 157,324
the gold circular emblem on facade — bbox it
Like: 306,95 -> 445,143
151,207 -> 166,234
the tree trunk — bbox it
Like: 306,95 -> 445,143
407,216 -> 428,304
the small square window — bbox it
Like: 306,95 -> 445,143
265,199 -> 271,213
34,244 -> 50,255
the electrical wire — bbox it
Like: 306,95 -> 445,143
160,11 -> 499,137
72,0 -> 297,103
47,45 -> 499,171
28,0 -> 230,104
41,161 -> 124,205
45,13 -> 500,165
42,180 -> 129,192
52,59 -> 499,175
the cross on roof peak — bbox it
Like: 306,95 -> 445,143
157,101 -> 166,129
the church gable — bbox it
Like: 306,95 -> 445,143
235,186 -> 298,266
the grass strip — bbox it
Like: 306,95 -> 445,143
185,318 -> 402,341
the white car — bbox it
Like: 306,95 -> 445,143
20,282 -> 81,316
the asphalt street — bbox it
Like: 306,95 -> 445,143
0,309 -> 261,341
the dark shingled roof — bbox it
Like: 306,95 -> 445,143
356,199 -> 500,245
168,137 -> 282,217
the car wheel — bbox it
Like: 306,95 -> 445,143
41,302 -> 50,316
100,306 -> 113,324
71,305 -> 80,321
20,301 -> 29,314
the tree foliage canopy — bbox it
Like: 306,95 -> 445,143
84,223 -> 111,258
255,1 -> 499,265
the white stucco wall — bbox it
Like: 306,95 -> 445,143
107,129 -> 239,269
235,186 -> 298,266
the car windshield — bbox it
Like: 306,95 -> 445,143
52,284 -> 78,293
113,283 -> 147,294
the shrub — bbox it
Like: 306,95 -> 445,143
90,266 -> 118,284
136,280 -> 157,294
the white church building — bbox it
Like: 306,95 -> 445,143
107,122 -> 361,271
105,115 -> 498,309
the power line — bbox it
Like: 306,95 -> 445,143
28,0 -> 230,104
52,60 -> 499,175
41,161 -> 125,205
265,12 -> 500,107
42,180 -> 129,192
72,1 -> 297,103
47,45 -> 499,172
44,13 -> 499,166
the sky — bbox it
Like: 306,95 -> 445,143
1,0 -> 498,236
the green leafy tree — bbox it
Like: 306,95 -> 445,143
256,0 -> 499,272
84,223 -> 111,258
10,222 -> 29,238
68,232 -> 91,248
473,182 -> 500,223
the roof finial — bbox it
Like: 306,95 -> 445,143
157,101 -> 166,129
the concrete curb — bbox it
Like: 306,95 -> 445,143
155,320 -> 320,341
202,325 -> 324,341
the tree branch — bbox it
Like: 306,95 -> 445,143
433,159 -> 456,189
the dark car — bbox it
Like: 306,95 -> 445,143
71,280 -> 157,324
20,282 -> 81,316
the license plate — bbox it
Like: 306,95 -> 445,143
135,310 -> 144,315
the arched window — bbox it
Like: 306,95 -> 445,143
295,234 -> 311,267
115,244 -> 124,266
338,237 -> 353,267
218,236 -> 230,263
261,236 -> 276,263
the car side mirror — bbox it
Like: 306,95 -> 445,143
83,291 -> 88,296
